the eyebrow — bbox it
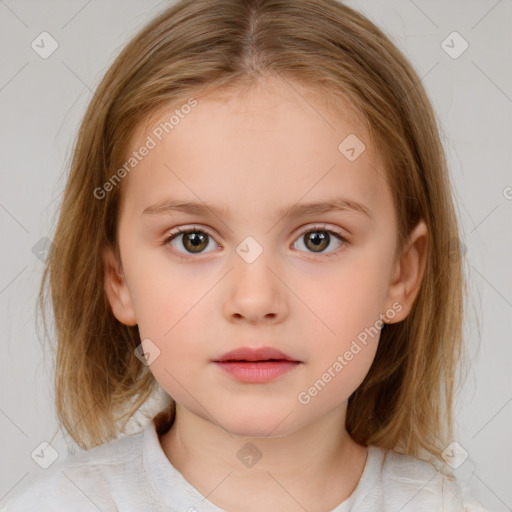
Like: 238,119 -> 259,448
141,196 -> 373,220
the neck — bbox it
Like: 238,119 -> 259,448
159,402 -> 368,512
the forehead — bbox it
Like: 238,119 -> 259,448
120,77 -> 389,220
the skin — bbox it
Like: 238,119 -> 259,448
103,76 -> 428,512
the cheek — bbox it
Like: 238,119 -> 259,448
126,245 -> 208,334
296,256 -> 390,342
135,284 -> 210,402
298,292 -> 381,408
130,261 -> 218,370
294,257 -> 388,389
135,282 -> 204,345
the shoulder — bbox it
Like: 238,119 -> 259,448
0,429 -> 144,512
374,448 -> 489,512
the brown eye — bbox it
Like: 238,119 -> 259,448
165,226 -> 218,256
303,231 -> 330,252
293,225 -> 346,256
180,231 -> 209,253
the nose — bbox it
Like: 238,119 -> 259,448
222,247 -> 288,325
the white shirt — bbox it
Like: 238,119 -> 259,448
1,417 -> 488,511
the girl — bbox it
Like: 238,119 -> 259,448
2,0 -> 488,510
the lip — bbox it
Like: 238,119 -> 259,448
213,346 -> 301,383
214,346 -> 298,363
214,360 -> 301,383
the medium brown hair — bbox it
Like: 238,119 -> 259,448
39,0 -> 469,464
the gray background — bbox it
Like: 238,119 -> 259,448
1,0 -> 511,510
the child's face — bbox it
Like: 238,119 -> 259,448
104,77 -> 424,437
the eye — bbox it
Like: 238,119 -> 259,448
162,223 -> 348,262
292,224 -> 347,258
163,225 -> 219,259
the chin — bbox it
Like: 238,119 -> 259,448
218,409 -> 301,439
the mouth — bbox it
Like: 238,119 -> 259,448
213,360 -> 301,383
213,347 -> 302,383
214,346 -> 300,363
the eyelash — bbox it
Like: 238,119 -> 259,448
162,224 -> 348,263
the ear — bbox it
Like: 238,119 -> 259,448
102,245 -> 137,326
383,219 -> 428,323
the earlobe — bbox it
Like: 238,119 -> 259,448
384,219 -> 428,323
102,245 -> 138,326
